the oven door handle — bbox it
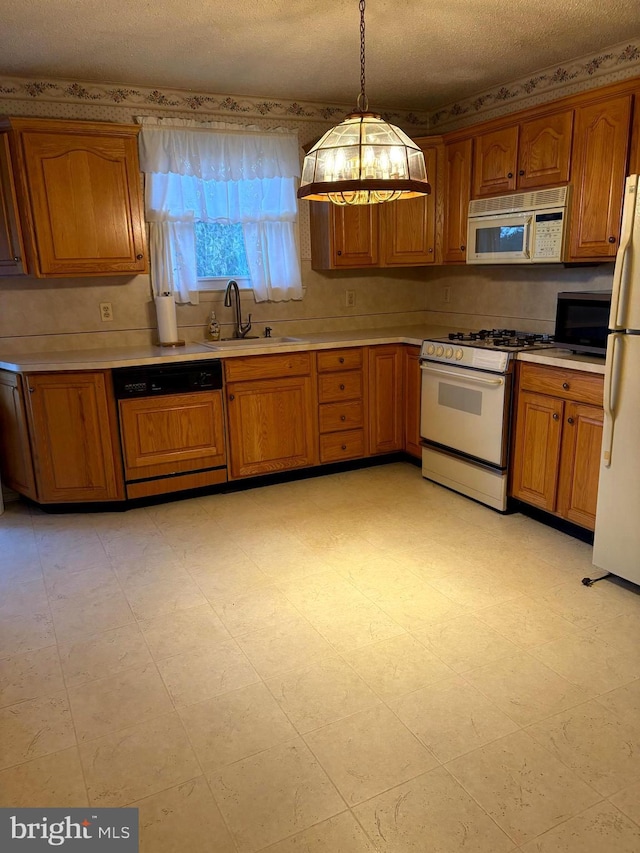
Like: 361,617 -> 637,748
420,364 -> 505,387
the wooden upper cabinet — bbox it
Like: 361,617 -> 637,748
0,135 -> 26,276
568,95 -> 632,260
1,117 -> 148,277
25,371 -> 124,502
518,110 -> 573,189
0,370 -> 36,498
472,126 -> 519,198
443,138 -> 472,263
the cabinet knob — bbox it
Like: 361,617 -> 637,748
339,384 -> 345,391
341,444 -> 347,451
552,412 -> 559,421
518,169 -> 525,176
13,256 -> 21,263
340,414 -> 346,421
339,357 -> 345,364
228,394 -> 235,401
567,417 -> 575,425
507,172 -> 514,179
136,253 -> 144,260
428,247 -> 433,253
562,382 -> 570,390
608,237 -> 616,244
337,250 -> 342,256
460,245 -> 466,251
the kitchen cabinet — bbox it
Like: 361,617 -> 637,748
118,391 -> 227,499
368,344 -> 404,454
24,371 -> 124,502
567,95 -> 632,261
225,353 -> 318,478
0,135 -> 26,276
472,110 -> 573,198
0,370 -> 36,498
0,117 -> 147,277
510,363 -> 603,529
403,345 -> 422,459
442,138 -> 472,263
309,139 -> 442,269
317,347 -> 367,462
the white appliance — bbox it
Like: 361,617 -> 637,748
467,186 -> 569,264
592,174 -> 640,586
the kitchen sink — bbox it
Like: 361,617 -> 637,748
198,336 -> 308,350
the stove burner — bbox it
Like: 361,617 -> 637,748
442,329 -> 554,351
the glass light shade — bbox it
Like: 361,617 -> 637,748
298,112 -> 430,205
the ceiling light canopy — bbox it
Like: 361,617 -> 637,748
298,0 -> 430,206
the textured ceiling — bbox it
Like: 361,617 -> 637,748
2,0 -> 639,111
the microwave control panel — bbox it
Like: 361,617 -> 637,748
532,210 -> 565,261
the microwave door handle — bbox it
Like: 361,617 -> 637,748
610,178 -> 637,330
522,216 -> 533,259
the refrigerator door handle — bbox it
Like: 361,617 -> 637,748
602,333 -> 623,468
610,177 -> 637,330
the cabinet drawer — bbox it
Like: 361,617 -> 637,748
319,400 -> 364,433
519,362 -> 604,406
224,352 -> 311,382
317,348 -> 363,372
320,429 -> 365,462
318,371 -> 363,403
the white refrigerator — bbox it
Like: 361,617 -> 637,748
592,174 -> 640,586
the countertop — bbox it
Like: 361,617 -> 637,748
0,326 -> 607,374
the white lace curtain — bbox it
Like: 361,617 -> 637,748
137,117 -> 303,304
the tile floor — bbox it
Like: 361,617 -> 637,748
1,462 -> 640,852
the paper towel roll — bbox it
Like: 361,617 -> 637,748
154,295 -> 179,344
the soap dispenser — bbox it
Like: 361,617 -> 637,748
208,310 -> 221,341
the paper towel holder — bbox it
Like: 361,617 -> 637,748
155,291 -> 186,347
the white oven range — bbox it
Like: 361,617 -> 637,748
419,330 -> 554,511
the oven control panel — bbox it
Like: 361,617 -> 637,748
420,340 -> 509,373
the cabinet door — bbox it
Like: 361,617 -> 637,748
510,390 -> 563,511
403,345 -> 422,459
0,135 -> 26,276
19,124 -> 147,276
26,372 -> 124,502
332,204 -> 379,267
368,345 -> 404,454
226,376 -> 317,478
557,402 -> 603,530
518,110 -> 573,189
382,145 -> 438,265
472,126 -> 519,198
119,391 -> 226,480
568,95 -> 632,260
0,371 -> 36,498
443,139 -> 472,263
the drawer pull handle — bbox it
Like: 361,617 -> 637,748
339,384 -> 345,391
567,417 -> 575,425
562,382 -> 570,390
340,414 -> 346,421
341,444 -> 347,451
552,412 -> 559,421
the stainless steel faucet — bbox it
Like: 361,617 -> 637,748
223,280 -> 252,338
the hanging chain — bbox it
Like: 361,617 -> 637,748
357,0 -> 368,112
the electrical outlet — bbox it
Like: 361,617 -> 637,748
100,302 -> 113,322
345,290 -> 356,308
443,286 -> 451,304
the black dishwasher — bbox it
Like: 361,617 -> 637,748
112,360 -> 227,499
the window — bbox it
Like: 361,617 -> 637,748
195,222 -> 251,288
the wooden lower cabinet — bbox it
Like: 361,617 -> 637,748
368,344 -> 404,454
0,370 -> 36,498
403,345 -> 422,459
225,354 -> 318,478
25,371 -> 124,502
317,347 -> 366,462
510,363 -> 603,529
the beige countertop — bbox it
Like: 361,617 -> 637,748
516,347 -> 606,374
0,327 -> 608,374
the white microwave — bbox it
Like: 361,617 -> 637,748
467,185 -> 569,264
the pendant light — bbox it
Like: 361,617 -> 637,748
298,0 -> 430,206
